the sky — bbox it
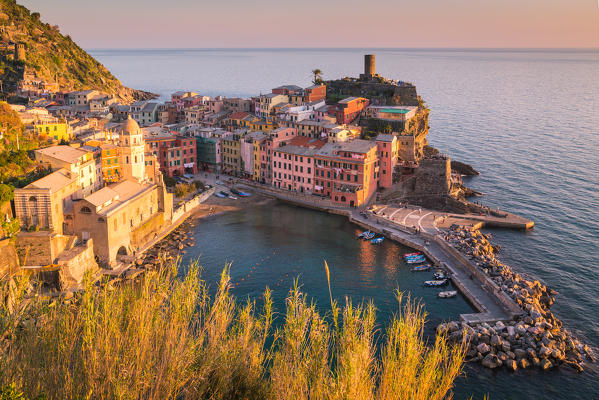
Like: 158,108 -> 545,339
17,0 -> 599,49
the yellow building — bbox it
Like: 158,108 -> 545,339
34,122 -> 71,143
221,131 -> 245,175
100,143 -> 121,183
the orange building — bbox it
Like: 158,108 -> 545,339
313,139 -> 379,207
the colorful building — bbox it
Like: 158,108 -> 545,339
333,97 -> 370,124
375,134 -> 399,188
144,127 -> 197,177
99,143 -> 121,183
271,137 -> 326,193
221,130 -> 246,176
303,85 -> 327,103
313,139 -> 379,207
34,122 -> 71,143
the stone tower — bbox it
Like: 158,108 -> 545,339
364,54 -> 375,78
119,116 -> 146,182
14,43 -> 25,61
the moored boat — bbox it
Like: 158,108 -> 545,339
215,192 -> 226,198
438,290 -> 458,298
424,279 -> 449,287
406,257 -> 426,264
371,237 -> 384,244
403,252 -> 422,258
412,264 -> 431,272
433,271 -> 448,280
363,232 -> 375,240
358,230 -> 371,239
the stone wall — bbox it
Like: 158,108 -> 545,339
15,231 -> 74,266
130,212 -> 165,251
56,238 -> 99,288
0,238 -> 19,276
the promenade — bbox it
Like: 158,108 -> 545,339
233,179 -> 525,323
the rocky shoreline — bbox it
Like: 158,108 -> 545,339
437,225 -> 594,372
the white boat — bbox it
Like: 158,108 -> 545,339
371,237 -> 384,244
358,230 -> 371,239
406,257 -> 426,264
424,279 -> 449,287
438,290 -> 458,298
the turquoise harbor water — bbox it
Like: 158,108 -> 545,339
90,48 -> 599,399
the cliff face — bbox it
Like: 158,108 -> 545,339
0,0 -> 154,103
325,79 -> 420,107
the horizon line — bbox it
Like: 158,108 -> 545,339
87,46 -> 599,52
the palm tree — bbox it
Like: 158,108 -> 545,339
311,68 -> 323,85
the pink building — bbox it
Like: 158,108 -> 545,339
272,137 -> 326,193
258,127 -> 297,183
375,134 -> 398,188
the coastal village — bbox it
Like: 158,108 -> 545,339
0,51 -> 594,375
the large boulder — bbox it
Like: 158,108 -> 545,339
490,335 -> 502,347
505,359 -> 518,371
477,343 -> 491,354
482,354 -> 502,369
514,349 -> 527,359
540,358 -> 553,370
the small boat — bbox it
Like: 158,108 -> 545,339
412,264 -> 431,272
371,237 -> 384,244
424,279 -> 449,287
433,271 -> 448,280
231,188 -> 251,197
404,252 -> 422,258
358,230 -> 371,239
406,257 -> 426,264
404,255 -> 426,261
215,192 -> 226,198
363,232 -> 375,240
227,194 -> 237,200
438,290 -> 458,298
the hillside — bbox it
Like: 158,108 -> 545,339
0,0 -> 154,103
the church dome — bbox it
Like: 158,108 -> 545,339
121,116 -> 141,135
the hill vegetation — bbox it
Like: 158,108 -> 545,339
0,0 -> 154,102
0,263 -> 466,400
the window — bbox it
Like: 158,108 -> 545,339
80,206 -> 92,214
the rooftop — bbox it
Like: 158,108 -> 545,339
26,168 -> 76,192
35,145 -> 90,164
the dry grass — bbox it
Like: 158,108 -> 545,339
0,261 -> 465,400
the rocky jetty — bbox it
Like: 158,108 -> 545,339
451,160 -> 480,176
437,225 -> 594,372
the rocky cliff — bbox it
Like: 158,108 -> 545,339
0,0 -> 154,103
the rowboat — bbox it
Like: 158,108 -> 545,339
411,264 -> 431,272
215,192 -> 226,198
363,232 -> 375,240
424,279 -> 449,287
438,290 -> 457,298
371,237 -> 384,244
406,257 -> 426,264
433,271 -> 448,280
357,230 -> 371,239
404,252 -> 422,258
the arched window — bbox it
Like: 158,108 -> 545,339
80,206 -> 92,214
28,196 -> 37,202
97,217 -> 105,223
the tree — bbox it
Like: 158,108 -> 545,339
0,184 -> 14,203
311,69 -> 323,85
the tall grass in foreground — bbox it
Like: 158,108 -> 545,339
0,262 -> 465,400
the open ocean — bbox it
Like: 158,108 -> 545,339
89,48 -> 599,399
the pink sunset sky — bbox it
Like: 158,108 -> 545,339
18,0 -> 599,49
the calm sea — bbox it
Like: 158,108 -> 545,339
90,48 -> 599,399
